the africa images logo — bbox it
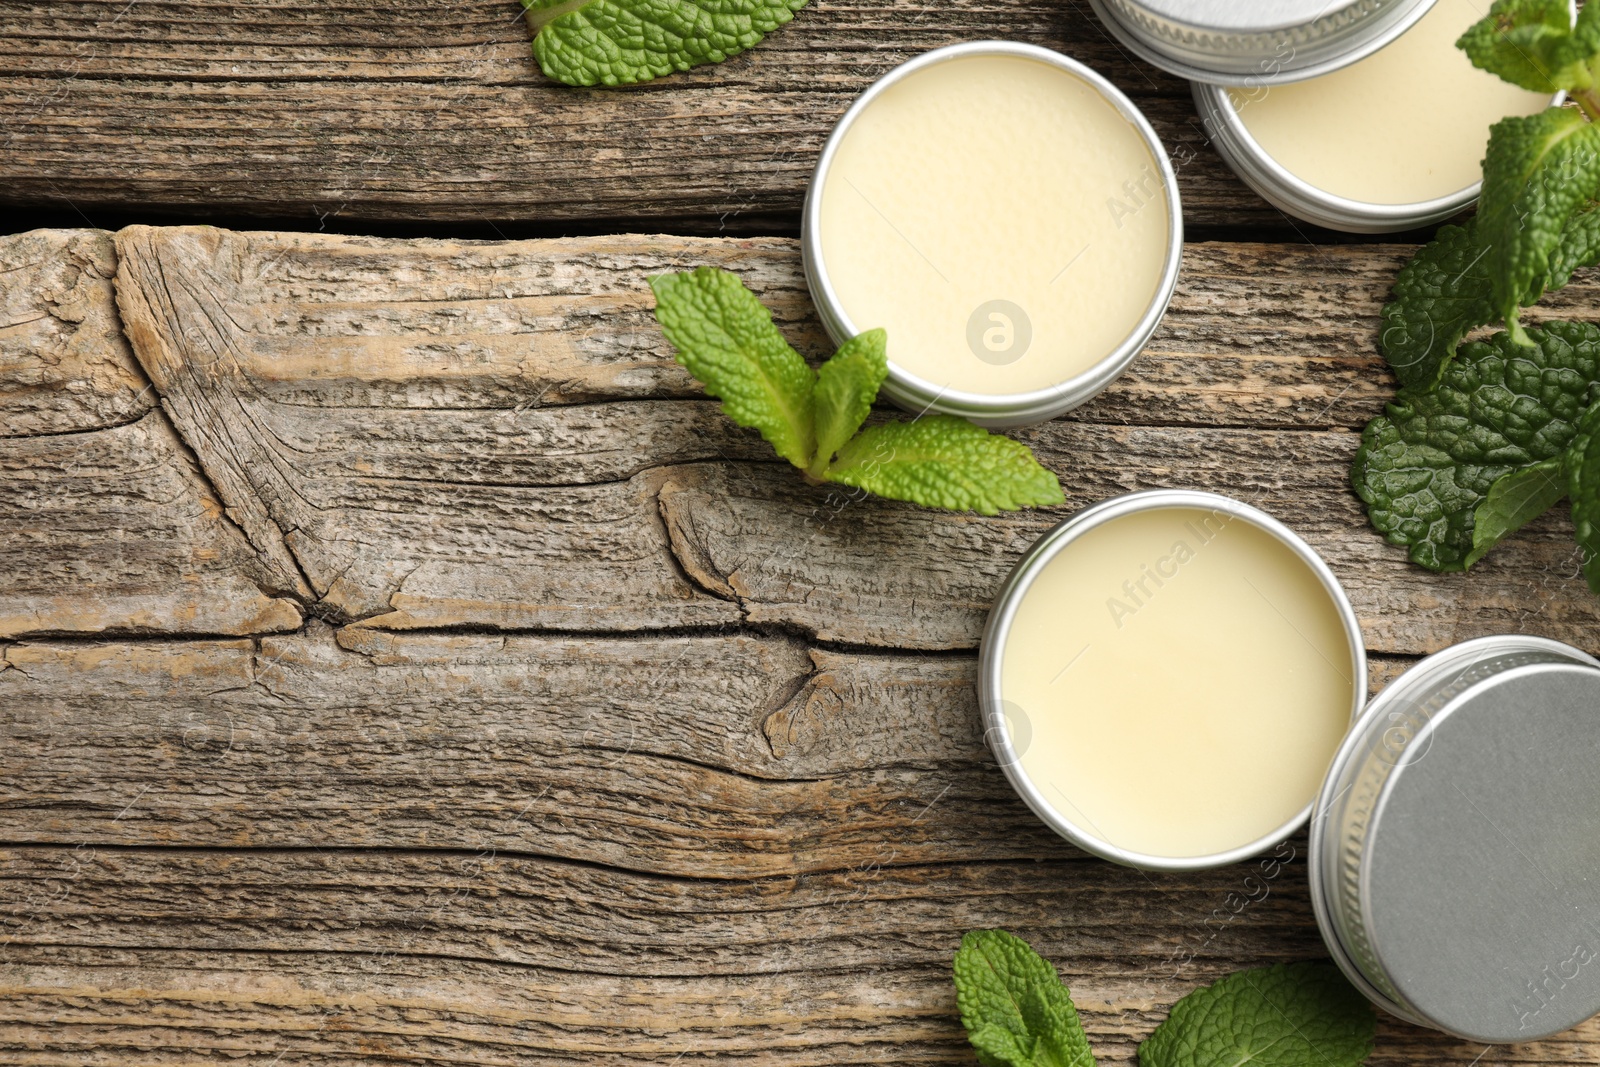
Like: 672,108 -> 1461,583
1104,508 -> 1233,628
1513,942 -> 1597,1033
966,299 -> 1032,366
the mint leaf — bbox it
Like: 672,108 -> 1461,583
1545,199 -> 1600,287
809,327 -> 886,479
1457,0 -> 1589,93
968,1023 -> 1036,1067
1019,986 -> 1094,1067
1479,109 -> 1600,346
1381,206 -> 1600,389
650,269 -> 1062,513
1139,963 -> 1373,1067
1380,220 -> 1496,390
527,0 -> 806,86
1353,322 -> 1600,570
1469,457 -> 1568,565
650,267 -> 815,469
1567,400 -> 1600,590
825,416 -> 1065,515
953,930 -> 1094,1067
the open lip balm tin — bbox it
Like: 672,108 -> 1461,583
1084,0 -> 1438,85
1311,634 -> 1600,1042
802,42 -> 1183,429
1192,81 -> 1472,232
979,489 -> 1366,871
1190,0 -> 1566,232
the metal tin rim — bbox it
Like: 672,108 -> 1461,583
978,489 -> 1367,872
1085,0 -> 1438,85
1191,81 -> 1567,233
801,41 -> 1184,430
1365,660 -> 1600,1041
1308,634 -> 1600,1038
1191,81 -> 1471,232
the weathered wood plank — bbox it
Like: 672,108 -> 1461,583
0,228 -> 309,637
107,225 -> 1410,429
92,222 -> 1600,432
0,625 -> 1059,875
0,846 -> 1322,978
9,844 -> 1591,1066
9,946 -> 1581,1067
112,226 -> 759,626
7,631 -> 1591,1066
8,221 -> 1600,1061
0,228 -> 149,436
0,0 -> 1270,229
0,408 -> 307,638
0,624 -> 1422,874
96,225 -> 1600,651
657,432 -> 1600,653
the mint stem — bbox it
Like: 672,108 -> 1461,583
1573,88 -> 1600,123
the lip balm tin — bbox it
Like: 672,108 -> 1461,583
979,489 -> 1367,871
1190,83 -> 1464,232
1189,82 -> 1565,233
801,42 -> 1183,429
1311,634 -> 1600,1042
1085,0 -> 1438,85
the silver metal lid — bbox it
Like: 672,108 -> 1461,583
1087,0 -> 1438,84
1312,635 -> 1600,1042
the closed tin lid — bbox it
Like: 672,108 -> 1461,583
1086,0 -> 1439,84
1313,636 -> 1600,1042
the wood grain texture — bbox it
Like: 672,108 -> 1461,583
659,430 -> 1600,652
0,0 -> 1272,229
0,228 -> 149,436
0,231 -> 308,637
2,630 -> 1596,1063
108,225 -> 1600,651
110,224 -> 1410,427
0,411 -> 306,638
7,950 -> 1588,1067
1,625 -> 1057,875
7,224 -> 1600,1063
3,846 -> 1594,1065
0,623 -> 1415,873
6,626 -> 1581,1066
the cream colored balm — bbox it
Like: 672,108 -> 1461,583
1000,507 -> 1354,860
816,54 -> 1172,396
1229,0 -> 1552,205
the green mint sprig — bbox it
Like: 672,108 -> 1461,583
950,931 -> 1374,1067
1456,0 -> 1600,96
1380,206 -> 1600,390
953,930 -> 1095,1067
1139,962 -> 1375,1067
1356,0 -> 1600,591
1477,107 -> 1600,346
650,267 -> 1065,515
1566,400 -> 1600,586
522,0 -> 805,86
1355,323 -> 1600,571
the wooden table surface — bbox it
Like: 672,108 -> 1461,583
4,0 -> 1600,1063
